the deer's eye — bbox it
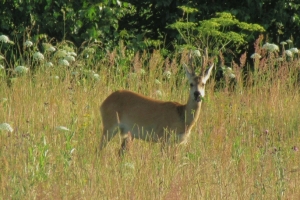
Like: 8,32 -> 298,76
190,83 -> 194,87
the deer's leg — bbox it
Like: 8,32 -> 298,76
119,131 -> 133,156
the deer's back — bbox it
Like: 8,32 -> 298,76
100,90 -> 186,133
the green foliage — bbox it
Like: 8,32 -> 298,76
177,6 -> 198,14
121,0 -> 300,54
1,0 -> 300,57
0,0 -> 300,77
169,8 -> 265,56
0,0 -> 134,48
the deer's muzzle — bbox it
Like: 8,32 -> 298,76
194,91 -> 202,102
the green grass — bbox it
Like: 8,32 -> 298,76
0,46 -> 300,199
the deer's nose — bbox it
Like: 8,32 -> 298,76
194,91 -> 202,102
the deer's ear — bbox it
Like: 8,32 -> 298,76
184,63 -> 195,80
203,63 -> 214,83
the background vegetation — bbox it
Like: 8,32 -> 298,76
1,0 -> 299,52
1,46 -> 300,199
0,0 -> 300,199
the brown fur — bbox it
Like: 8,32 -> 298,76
99,64 -> 214,152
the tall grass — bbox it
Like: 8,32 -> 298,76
0,42 -> 300,199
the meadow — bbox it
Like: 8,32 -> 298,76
0,40 -> 300,199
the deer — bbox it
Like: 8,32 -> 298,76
99,59 -> 214,155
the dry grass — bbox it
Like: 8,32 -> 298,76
0,49 -> 300,199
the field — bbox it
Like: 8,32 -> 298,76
1,48 -> 300,199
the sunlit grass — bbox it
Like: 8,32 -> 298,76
0,39 -> 300,199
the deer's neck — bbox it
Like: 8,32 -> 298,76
184,97 -> 202,130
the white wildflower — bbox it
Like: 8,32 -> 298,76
0,35 -> 10,43
268,44 -> 279,52
0,123 -> 13,132
59,59 -> 70,66
53,76 -> 59,80
140,69 -> 146,75
62,46 -> 74,53
84,47 -> 95,54
285,50 -> 293,57
155,79 -> 161,85
116,0 -> 122,6
93,73 -> 100,80
229,73 -> 236,79
47,46 -> 56,52
124,162 -> 135,170
289,48 -> 299,54
155,90 -> 162,97
250,53 -> 261,59
163,70 -> 172,79
1,98 -> 8,103
24,40 -> 33,47
33,52 -> 44,61
15,66 -> 29,74
56,126 -> 70,131
43,43 -> 56,52
70,148 -> 76,154
262,43 -> 270,49
280,41 -> 287,45
68,52 -> 77,57
222,67 -> 235,79
45,62 -> 53,67
226,67 -> 232,72
286,39 -> 293,43
193,50 -> 201,57
64,55 -> 76,62
263,43 -> 279,52
43,43 -> 52,49
55,50 -> 68,58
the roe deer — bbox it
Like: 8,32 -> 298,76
99,62 -> 214,153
